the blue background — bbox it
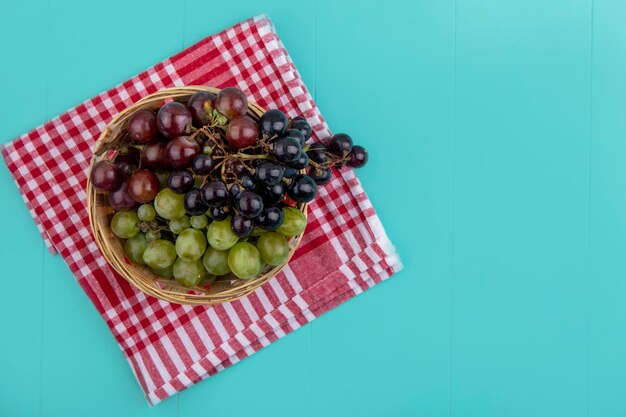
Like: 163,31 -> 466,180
1,0 -> 625,416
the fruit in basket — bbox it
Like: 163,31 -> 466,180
91,87 -> 372,289
187,91 -> 216,126
202,247 -> 231,276
157,102 -> 192,138
257,232 -> 289,266
175,228 -> 207,261
124,233 -> 148,265
128,170 -> 160,203
143,239 -> 176,269
276,207 -> 306,237
91,160 -> 121,191
108,181 -> 137,211
165,136 -> 201,169
127,109 -> 157,143
111,210 -> 140,239
228,242 -> 262,279
173,258 -> 205,287
207,217 -> 239,250
215,87 -> 248,120
154,188 -> 186,220
226,115 -> 259,148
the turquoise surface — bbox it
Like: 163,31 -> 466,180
1,0 -> 625,416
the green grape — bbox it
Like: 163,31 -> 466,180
207,216 -> 239,250
154,188 -> 186,220
169,216 -> 191,234
175,228 -> 207,261
124,232 -> 148,265
111,210 -> 140,239
137,204 -> 156,221
257,232 -> 290,266
190,215 -> 209,229
173,258 -> 205,287
202,247 -> 231,275
152,264 -> 174,278
142,239 -> 176,269
155,170 -> 170,188
145,229 -> 161,242
251,226 -> 266,237
276,207 -> 306,237
228,242 -> 262,279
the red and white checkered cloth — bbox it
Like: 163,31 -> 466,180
1,15 -> 402,405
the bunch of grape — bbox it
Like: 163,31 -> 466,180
90,87 -> 368,288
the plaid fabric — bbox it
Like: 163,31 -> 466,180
1,15 -> 402,405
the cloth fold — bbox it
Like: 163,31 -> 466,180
1,14 -> 402,405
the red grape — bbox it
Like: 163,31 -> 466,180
128,169 -> 160,203
187,91 -> 216,126
127,109 -> 157,143
225,116 -> 259,149
108,181 -> 137,211
141,140 -> 168,170
90,160 -> 121,191
215,87 -> 248,120
165,136 -> 201,169
157,102 -> 192,138
115,148 -> 140,179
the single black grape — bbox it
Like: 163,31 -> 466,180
283,166 -> 297,179
201,181 -> 228,206
184,188 -> 209,216
287,152 -> 310,169
284,128 -> 306,147
240,174 -> 255,190
309,167 -> 333,185
348,145 -> 369,168
257,206 -> 285,230
236,191 -> 264,218
260,182 -> 285,205
306,143 -> 328,164
229,183 -> 242,202
273,136 -> 301,163
192,154 -> 216,175
259,109 -> 288,137
255,162 -> 284,185
290,118 -> 312,141
231,214 -> 254,238
287,175 -> 317,203
168,170 -> 194,194
210,205 -> 229,221
328,133 -> 353,156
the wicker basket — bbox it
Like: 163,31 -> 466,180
87,86 -> 307,305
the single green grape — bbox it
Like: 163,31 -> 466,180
142,239 -> 176,269
175,228 -> 207,261
202,247 -> 231,275
154,188 -> 186,220
276,207 -> 306,237
228,242 -> 262,279
190,215 -> 209,229
145,229 -> 161,242
173,258 -> 205,287
137,204 -> 156,221
251,226 -> 266,236
169,216 -> 191,234
207,216 -> 239,250
111,210 -> 140,239
257,232 -> 290,266
124,232 -> 148,265
152,264 -> 174,278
